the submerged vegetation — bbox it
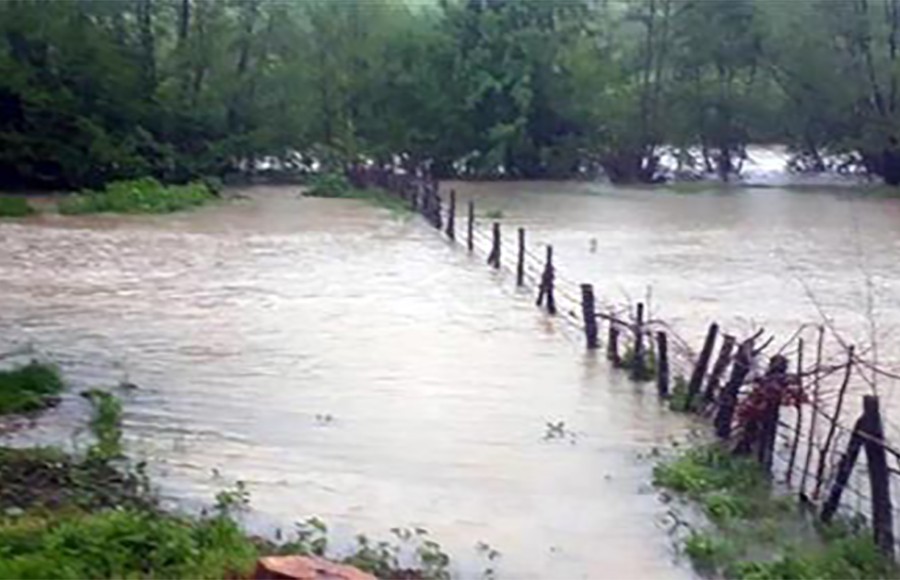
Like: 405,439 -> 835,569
304,172 -> 409,214
654,444 -> 896,579
0,361 -> 63,415
58,178 -> 214,215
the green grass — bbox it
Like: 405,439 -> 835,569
0,361 -> 63,415
0,197 -> 36,217
483,209 -> 504,219
304,172 -> 409,214
655,444 -> 897,579
0,509 -> 259,579
58,178 -> 214,215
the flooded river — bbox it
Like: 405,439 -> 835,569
4,181 -> 900,577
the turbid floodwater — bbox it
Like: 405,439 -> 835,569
4,181 -> 900,576
0,186 -> 697,579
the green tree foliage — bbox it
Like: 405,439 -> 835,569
1,0 -> 899,187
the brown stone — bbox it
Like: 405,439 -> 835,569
253,556 -> 376,580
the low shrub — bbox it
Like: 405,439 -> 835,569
0,197 -> 36,217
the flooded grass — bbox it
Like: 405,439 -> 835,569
304,172 -> 410,214
0,362 -> 63,415
655,444 -> 896,579
58,178 -> 214,215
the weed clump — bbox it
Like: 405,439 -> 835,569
654,444 -> 896,579
58,178 -> 214,215
0,361 -> 63,415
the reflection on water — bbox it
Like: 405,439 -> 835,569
0,186 -> 693,579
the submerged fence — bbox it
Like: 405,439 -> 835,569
348,165 -> 900,559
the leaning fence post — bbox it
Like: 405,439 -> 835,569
467,200 -> 474,252
703,334 -> 735,403
630,302 -> 647,381
684,323 -> 719,411
516,228 -> 526,287
714,340 -> 752,439
820,407 -> 866,523
814,346 -> 854,500
580,284 -> 598,349
535,245 -> 556,315
656,331 -> 670,398
863,395 -> 895,558
487,222 -> 501,269
446,189 -> 456,241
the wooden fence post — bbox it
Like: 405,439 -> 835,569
607,323 -> 621,367
656,331 -> 670,398
467,200 -> 474,252
863,395 -> 895,558
703,334 -> 735,403
446,189 -> 456,241
814,346 -> 854,500
685,323 -> 719,411
630,302 -> 647,381
535,245 -> 556,315
487,222 -> 501,268
757,355 -> 789,473
516,228 -> 526,287
714,340 -> 752,439
580,284 -> 598,349
820,409 -> 866,523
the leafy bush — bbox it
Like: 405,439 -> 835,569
0,197 -> 36,217
58,178 -> 214,215
0,361 -> 63,415
305,172 -> 353,198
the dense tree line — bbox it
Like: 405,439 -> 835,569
1,0 -> 899,188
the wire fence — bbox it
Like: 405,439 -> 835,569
348,166 -> 900,559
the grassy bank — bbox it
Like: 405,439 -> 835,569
58,178 -> 215,215
0,362 -> 63,415
654,444 -> 896,579
303,172 -> 409,214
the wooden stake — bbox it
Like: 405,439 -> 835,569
714,340 -> 752,439
863,395 -> 895,558
487,222 -> 501,268
656,331 -> 670,398
516,228 -> 526,287
704,334 -> 735,403
814,346 -> 854,500
467,200 -> 474,252
580,284 -> 598,349
446,189 -> 456,241
607,323 -> 621,366
821,411 -> 865,523
630,302 -> 647,381
685,323 -> 719,411
535,245 -> 556,315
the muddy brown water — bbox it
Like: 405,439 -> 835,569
4,181 -> 899,576
0,186 -> 696,579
